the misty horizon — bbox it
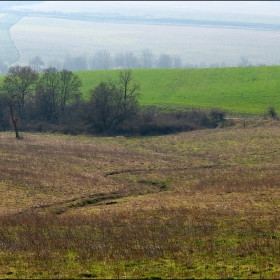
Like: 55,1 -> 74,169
1,1 -> 280,71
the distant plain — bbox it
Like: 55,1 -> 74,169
8,14 -> 280,67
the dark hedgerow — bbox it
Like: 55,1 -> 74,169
8,106 -> 227,136
115,109 -> 219,136
209,108 -> 226,123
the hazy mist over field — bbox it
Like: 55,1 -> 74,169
1,1 -> 280,70
7,1 -> 280,18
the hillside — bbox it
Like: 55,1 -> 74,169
76,66 -> 280,115
1,66 -> 280,115
1,121 -> 280,278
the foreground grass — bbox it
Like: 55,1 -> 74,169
1,119 -> 280,278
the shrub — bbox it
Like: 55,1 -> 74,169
209,108 -> 226,123
116,109 -> 214,136
268,106 -> 277,119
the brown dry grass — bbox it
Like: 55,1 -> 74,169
1,119 -> 280,278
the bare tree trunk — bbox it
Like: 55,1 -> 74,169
9,105 -> 20,139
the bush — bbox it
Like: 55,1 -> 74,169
116,109 -> 216,136
1,103 -> 227,137
209,108 -> 226,122
268,106 -> 277,119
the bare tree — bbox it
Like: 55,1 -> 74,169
123,51 -> 139,69
118,69 -> 140,101
157,53 -> 173,68
92,50 -> 111,70
58,69 -> 82,117
1,66 -> 38,120
29,56 -> 45,72
238,56 -> 250,67
141,49 -> 154,68
173,55 -> 182,68
87,69 -> 140,134
35,67 -> 60,123
63,55 -> 87,71
0,94 -> 8,130
35,68 -> 82,123
0,83 -> 21,138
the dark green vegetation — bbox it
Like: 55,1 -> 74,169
1,119 -> 280,278
0,67 -> 227,137
75,66 -> 280,115
1,65 -> 280,138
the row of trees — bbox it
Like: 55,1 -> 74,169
28,50 -> 184,73
0,65 -> 227,138
0,66 -> 142,138
0,50 -> 261,75
27,51 -> 262,74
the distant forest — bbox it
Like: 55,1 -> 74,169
0,49 -> 255,76
28,49 -> 188,73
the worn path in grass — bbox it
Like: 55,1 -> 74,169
1,120 -> 280,278
0,118 -> 280,216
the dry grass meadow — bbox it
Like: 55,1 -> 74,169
1,118 -> 280,278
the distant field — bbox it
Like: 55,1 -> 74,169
0,14 -> 21,64
9,15 -> 280,67
1,66 -> 280,115
74,66 -> 280,115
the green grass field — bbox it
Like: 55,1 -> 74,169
1,66 -> 280,115
75,66 -> 280,115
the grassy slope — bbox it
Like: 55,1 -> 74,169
76,66 -> 280,115
1,120 -> 280,278
1,66 -> 280,115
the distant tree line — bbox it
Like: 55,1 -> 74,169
26,50 -> 185,73
0,65 -> 227,138
27,51 -> 268,73
0,49 -> 268,75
